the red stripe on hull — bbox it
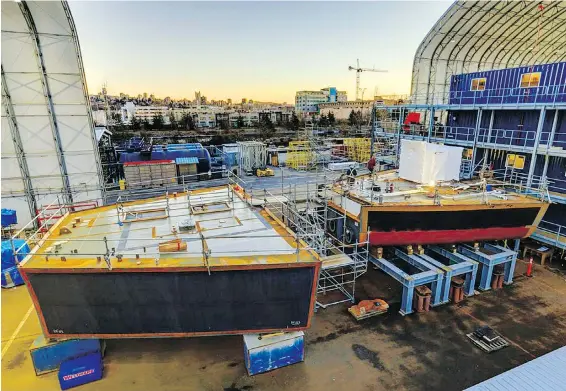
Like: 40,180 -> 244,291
369,227 -> 530,246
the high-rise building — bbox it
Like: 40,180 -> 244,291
295,87 -> 347,115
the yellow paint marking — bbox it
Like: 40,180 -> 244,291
2,305 -> 34,359
87,218 -> 96,227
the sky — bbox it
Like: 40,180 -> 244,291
70,1 -> 450,103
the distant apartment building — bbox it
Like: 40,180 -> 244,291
295,87 -> 347,116
121,102 -> 170,124
318,101 -> 374,120
118,102 -> 294,129
318,96 -> 401,120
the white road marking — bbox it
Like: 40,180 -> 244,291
1,305 -> 34,359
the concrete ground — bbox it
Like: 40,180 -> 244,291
3,256 -> 566,391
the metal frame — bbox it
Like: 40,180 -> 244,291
19,1 -> 73,205
458,241 -> 519,291
369,252 -> 442,316
411,1 -> 566,105
1,1 -> 105,227
1,65 -> 38,220
427,245 -> 479,301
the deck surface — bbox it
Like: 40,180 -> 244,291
21,187 -> 316,270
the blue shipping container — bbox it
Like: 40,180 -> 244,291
243,331 -> 304,376
30,336 -> 102,375
58,352 -> 103,390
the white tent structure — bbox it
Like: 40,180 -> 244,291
411,0 -> 566,104
1,1 -> 103,227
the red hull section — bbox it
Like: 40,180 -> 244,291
368,227 -> 530,246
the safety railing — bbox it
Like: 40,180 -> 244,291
12,182 -> 320,270
532,220 -> 566,250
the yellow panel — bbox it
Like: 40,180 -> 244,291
506,154 -> 516,167
514,155 -> 525,169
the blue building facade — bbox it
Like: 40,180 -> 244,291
374,62 -> 566,251
449,62 -> 566,105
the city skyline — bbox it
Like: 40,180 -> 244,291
71,1 -> 450,102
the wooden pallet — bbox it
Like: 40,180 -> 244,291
466,332 -> 509,353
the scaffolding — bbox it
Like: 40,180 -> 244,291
237,141 -> 267,175
342,138 -> 371,163
245,173 -> 369,308
286,141 -> 316,171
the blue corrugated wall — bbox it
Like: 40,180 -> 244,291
449,62 -> 566,104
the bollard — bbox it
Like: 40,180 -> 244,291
526,257 -> 533,277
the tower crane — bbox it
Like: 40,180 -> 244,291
348,59 -> 388,101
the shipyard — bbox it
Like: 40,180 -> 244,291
2,1 -> 566,391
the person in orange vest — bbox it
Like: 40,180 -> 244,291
367,155 -> 376,172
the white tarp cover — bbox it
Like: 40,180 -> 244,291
1,1 -> 103,227
399,140 -> 462,184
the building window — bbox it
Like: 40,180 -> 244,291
470,78 -> 486,91
520,72 -> 541,88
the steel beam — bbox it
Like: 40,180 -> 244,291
62,2 -> 106,204
427,107 -> 435,142
19,1 -> 73,205
527,107 -> 546,188
471,109 -> 482,167
428,246 -> 478,297
369,255 -> 439,316
394,249 -> 443,306
415,253 -> 452,304
541,109 -> 560,180
483,110 -> 495,165
458,244 -> 517,290
1,65 -> 38,221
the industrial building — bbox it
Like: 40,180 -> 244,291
373,1 -> 566,253
2,1 -> 566,391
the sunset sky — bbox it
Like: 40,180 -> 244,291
70,1 -> 450,102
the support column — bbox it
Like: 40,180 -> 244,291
396,107 -> 404,166
504,239 -> 520,285
479,262 -> 494,291
541,109 -> 560,180
471,109 -> 483,168
400,282 -> 414,316
482,110 -> 495,168
464,263 -> 478,296
526,107 -> 546,188
427,107 -> 435,142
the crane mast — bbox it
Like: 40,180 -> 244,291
348,59 -> 388,101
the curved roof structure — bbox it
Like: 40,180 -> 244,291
411,1 -> 566,104
1,1 -> 103,226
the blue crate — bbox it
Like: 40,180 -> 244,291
243,331 -> 304,376
30,336 -> 102,375
58,352 -> 103,390
1,209 -> 17,226
1,265 -> 24,288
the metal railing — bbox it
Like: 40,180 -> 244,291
532,220 -> 566,250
